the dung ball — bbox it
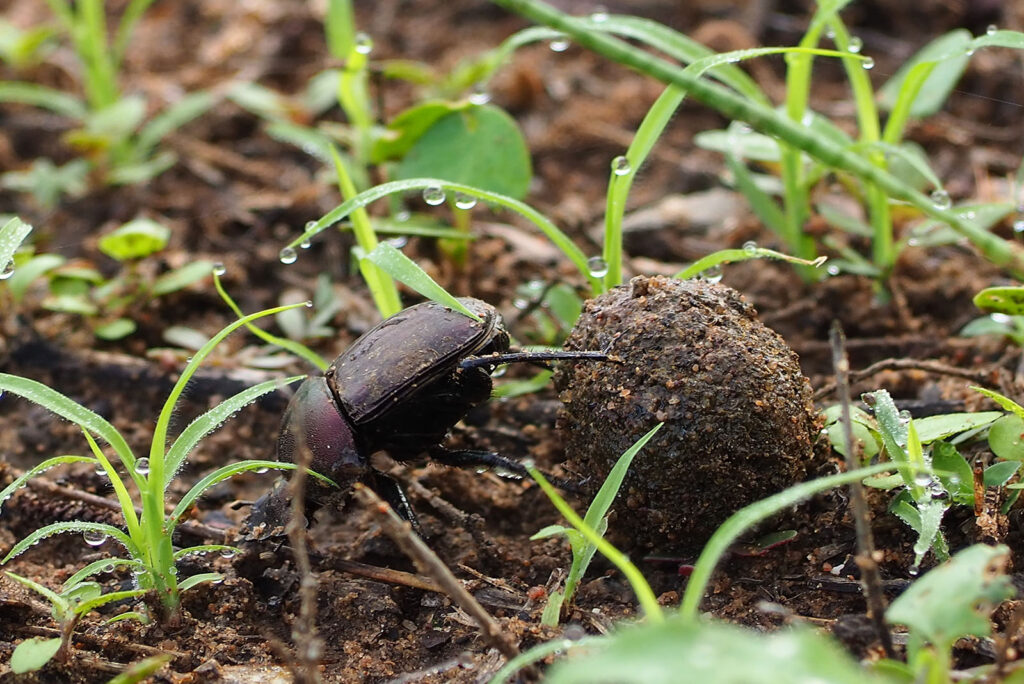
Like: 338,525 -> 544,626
554,275 -> 820,551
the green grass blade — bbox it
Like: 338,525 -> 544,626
168,461 -> 336,529
177,573 -> 223,592
362,243 -> 481,320
0,374 -> 137,472
76,588 -> 147,614
5,570 -> 65,606
80,431 -> 142,539
112,0 -> 156,68
0,81 -> 87,118
0,455 -> 97,516
63,558 -> 142,590
2,521 -> 139,564
291,178 -> 599,291
134,91 -> 218,159
0,217 -> 32,274
173,545 -> 239,561
680,461 -> 902,621
163,375 -> 306,489
675,247 -> 826,279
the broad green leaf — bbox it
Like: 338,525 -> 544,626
989,414 -> 1024,460
913,411 -> 1001,443
887,544 -> 1014,654
984,460 -> 1020,487
42,293 -> 98,315
395,104 -> 531,199
150,260 -> 213,296
543,618 -> 884,684
931,441 -> 973,505
371,100 -> 464,163
974,287 -> 1024,316
94,318 -> 137,340
973,386 -> 1024,420
98,218 -> 171,261
827,420 -> 880,460
960,315 -> 1017,339
10,637 -> 61,674
74,95 -> 147,144
878,30 -> 971,117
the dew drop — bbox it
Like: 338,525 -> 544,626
590,6 -> 609,23
468,86 -> 490,106
848,36 -> 863,54
279,247 -> 298,264
220,548 -> 237,559
966,48 -> 976,56
132,566 -> 146,577
395,210 -> 411,222
1013,220 -> 1024,234
549,36 -> 570,52
83,530 -> 107,547
512,297 -> 529,310
300,238 -> 312,250
987,24 -> 998,35
354,32 -> 373,55
908,565 -> 919,577
387,236 -> 408,249
521,458 -> 536,470
587,256 -> 609,278
907,237 -> 920,247
861,56 -> 875,70
929,189 -> 951,210
102,563 -> 114,572
742,241 -> 758,255
611,155 -> 631,176
992,312 -> 1012,324
304,220 -> 317,231
913,473 -> 931,487
826,264 -> 841,276
454,192 -> 478,210
0,260 -> 13,280
948,474 -> 961,486
169,566 -> 178,576
563,623 -> 586,641
492,365 -> 508,378
701,264 -> 723,284
422,185 -> 446,206
256,467 -> 270,474
135,458 -> 150,475
212,262 -> 226,276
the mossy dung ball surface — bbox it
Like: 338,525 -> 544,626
555,275 -> 820,551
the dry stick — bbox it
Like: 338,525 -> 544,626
829,322 -> 896,659
329,558 -> 444,593
352,483 -> 522,663
285,440 -> 323,684
813,357 -> 997,402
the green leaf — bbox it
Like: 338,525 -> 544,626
7,253 -> 64,302
974,287 -> 1024,316
989,414 -> 1024,460
371,100 -> 464,163
135,91 -> 217,158
544,618 -> 883,684
694,129 -> 781,162
10,637 -> 62,674
73,95 -> 147,145
5,571 -> 66,609
931,441 -> 974,506
105,654 -> 173,684
98,218 -> 171,261
0,455 -> 97,516
984,460 -> 1020,487
150,260 -> 213,296
94,318 -> 138,340
1,521 -> 139,564
886,544 -> 1014,654
913,411 -> 1002,443
973,386 -> 1024,420
177,572 -> 223,592
0,81 -> 86,118
394,105 -> 531,199
362,242 -> 481,320
0,216 -> 31,276
970,30 -> 1024,51
878,30 -> 971,118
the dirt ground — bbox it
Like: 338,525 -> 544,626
3,0 -> 1024,681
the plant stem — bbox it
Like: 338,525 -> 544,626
489,0 -> 1024,277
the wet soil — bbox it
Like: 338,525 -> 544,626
2,0 -> 1024,681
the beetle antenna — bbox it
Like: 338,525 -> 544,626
459,350 -> 608,370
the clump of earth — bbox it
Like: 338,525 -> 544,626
555,275 -> 821,551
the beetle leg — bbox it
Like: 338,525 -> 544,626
428,447 -> 582,492
369,470 -> 425,537
459,350 -> 608,371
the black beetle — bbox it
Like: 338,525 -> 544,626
243,297 -> 604,540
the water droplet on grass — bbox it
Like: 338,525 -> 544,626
220,548 -> 237,559
929,189 -> 951,210
0,261 -> 14,280
468,86 -> 490,105
256,467 -> 270,474
387,236 -> 408,249
135,458 -> 150,475
826,264 -> 841,276
454,192 -> 478,210
1014,220 -> 1024,233
987,24 -> 998,35
354,32 -> 373,55
862,57 -> 875,70
423,186 -> 446,206
848,36 -> 863,54
742,241 -> 758,255
549,36 -> 570,52
300,239 -> 312,249
212,262 -> 226,276
279,247 -> 297,264
590,6 -> 608,22
587,256 -> 608,278
83,530 -> 107,547
611,155 -> 631,176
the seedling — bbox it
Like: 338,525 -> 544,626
5,572 -> 145,672
0,301 -> 335,625
531,424 -> 662,625
12,217 -> 213,340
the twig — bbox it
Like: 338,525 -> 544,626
829,322 -> 895,659
328,558 -> 444,593
285,441 -> 322,684
352,483 -> 523,664
813,357 -> 997,401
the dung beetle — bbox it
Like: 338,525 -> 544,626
243,297 -> 605,540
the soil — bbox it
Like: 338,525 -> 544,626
2,0 -> 1024,682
